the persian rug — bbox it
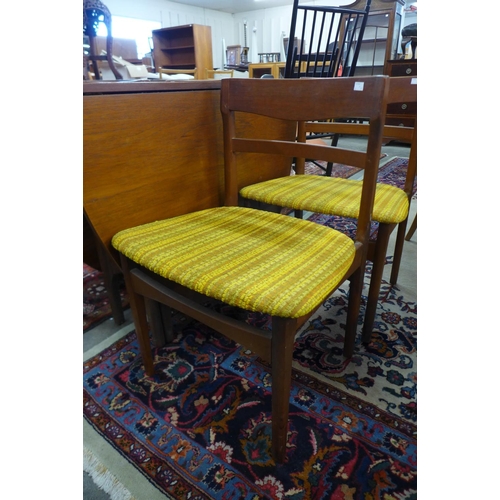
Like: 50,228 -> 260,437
307,157 -> 417,241
304,160 -> 360,178
83,263 -> 129,333
84,266 -> 417,499
302,152 -> 387,178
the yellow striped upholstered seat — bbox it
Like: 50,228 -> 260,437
240,175 -> 409,224
112,206 -> 355,319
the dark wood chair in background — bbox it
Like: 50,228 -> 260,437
84,76 -> 389,463
284,0 -> 372,176
239,76 -> 416,347
83,0 -> 122,80
284,0 -> 372,79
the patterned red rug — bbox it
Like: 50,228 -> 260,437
304,159 -> 360,177
84,265 -> 416,499
83,264 -> 129,333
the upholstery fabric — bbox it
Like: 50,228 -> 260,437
112,207 -> 355,318
240,175 -> 409,224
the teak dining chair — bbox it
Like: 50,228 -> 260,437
239,76 -> 417,346
85,76 -> 389,463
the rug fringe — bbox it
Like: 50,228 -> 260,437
83,446 -> 136,500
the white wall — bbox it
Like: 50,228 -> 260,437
102,1 -> 356,68
104,0 -> 234,68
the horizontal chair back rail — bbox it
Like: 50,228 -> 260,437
305,122 -> 414,143
232,138 -> 367,169
221,77 -> 386,122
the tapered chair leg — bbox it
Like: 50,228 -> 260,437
96,242 -> 125,326
343,267 -> 364,358
405,213 -> 417,241
271,317 -> 297,464
120,257 -> 155,376
362,224 -> 393,343
145,299 -> 175,347
390,218 -> 408,285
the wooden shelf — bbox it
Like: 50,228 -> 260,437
345,0 -> 405,76
152,24 -> 213,79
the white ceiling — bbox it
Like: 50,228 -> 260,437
164,1 -> 417,15
168,0 -> 294,14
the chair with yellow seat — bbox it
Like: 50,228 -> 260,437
239,76 -> 417,346
84,76 -> 389,463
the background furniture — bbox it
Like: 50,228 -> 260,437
93,36 -> 140,63
401,22 -> 417,59
344,0 -> 405,76
205,69 -> 234,79
385,58 -> 417,76
225,45 -> 241,66
83,0 -> 122,80
152,24 -> 213,80
385,59 -> 416,128
248,62 -> 285,78
285,0 -> 372,78
158,68 -> 197,79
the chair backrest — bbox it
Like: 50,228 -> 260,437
302,76 -> 417,199
284,0 -> 372,78
159,67 -> 198,79
206,69 -> 234,79
221,76 -> 389,245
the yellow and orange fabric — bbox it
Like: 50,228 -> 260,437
240,175 -> 409,224
112,206 -> 355,319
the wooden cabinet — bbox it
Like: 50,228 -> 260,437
385,59 -> 417,128
248,62 -> 285,79
152,24 -> 213,79
83,79 -> 295,260
345,0 -> 405,76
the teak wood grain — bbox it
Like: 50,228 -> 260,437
83,83 -> 295,268
84,77 -> 390,464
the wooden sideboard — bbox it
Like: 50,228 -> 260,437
83,79 -> 295,332
84,79 -> 294,263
